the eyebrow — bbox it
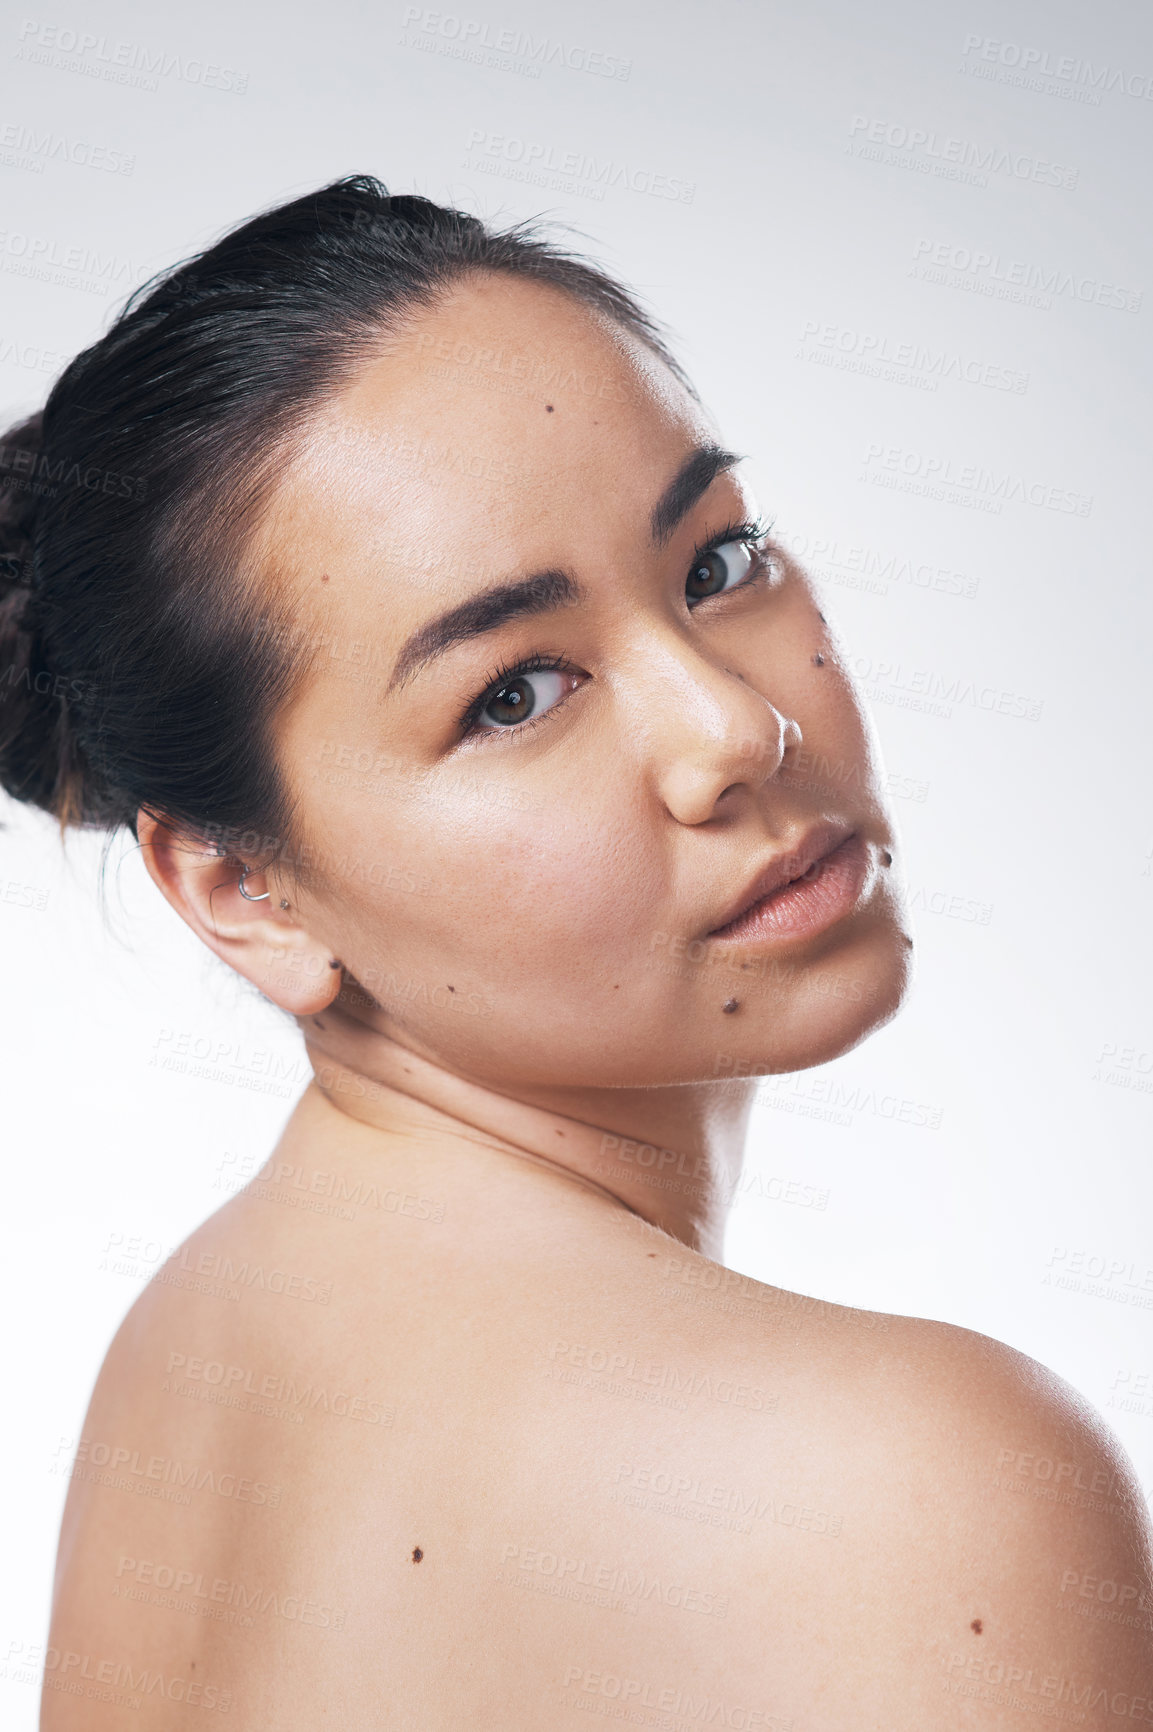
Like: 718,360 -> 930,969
386,442 -> 744,693
650,444 -> 742,546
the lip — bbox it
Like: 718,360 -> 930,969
706,825 -> 868,946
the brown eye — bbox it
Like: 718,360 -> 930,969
686,540 -> 756,603
478,668 -> 573,731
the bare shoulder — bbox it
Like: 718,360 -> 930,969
647,1236 -> 1153,1722
857,1306 -> 1153,1553
788,1300 -> 1153,1721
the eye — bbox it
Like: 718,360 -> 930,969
686,538 -> 757,604
475,665 -> 576,731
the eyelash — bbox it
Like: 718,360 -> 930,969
686,516 -> 774,604
456,515 -> 777,740
457,649 -> 583,740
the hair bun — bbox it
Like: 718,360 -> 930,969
0,410 -> 91,827
0,411 -> 44,590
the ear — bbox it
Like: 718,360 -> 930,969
135,811 -> 344,1017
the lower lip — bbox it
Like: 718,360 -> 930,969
708,834 -> 869,946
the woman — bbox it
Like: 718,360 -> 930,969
3,176 -> 1150,1728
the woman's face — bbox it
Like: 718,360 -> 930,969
257,273 -> 912,1088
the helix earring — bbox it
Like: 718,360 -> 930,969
237,865 -> 270,902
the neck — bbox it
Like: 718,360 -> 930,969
295,994 -> 755,1258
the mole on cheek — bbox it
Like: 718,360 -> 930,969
545,403 -> 554,412
970,1618 -> 982,1634
812,653 -> 825,667
722,999 -> 739,1014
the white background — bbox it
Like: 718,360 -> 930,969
1,0 -> 1151,1714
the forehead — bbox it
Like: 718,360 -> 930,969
260,274 -> 713,609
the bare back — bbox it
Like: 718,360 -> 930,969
44,1090 -> 1153,1729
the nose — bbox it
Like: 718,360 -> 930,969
643,645 -> 803,827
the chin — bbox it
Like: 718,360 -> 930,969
705,912 -> 915,1085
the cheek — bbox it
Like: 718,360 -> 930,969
339,770 -> 661,985
791,598 -> 882,765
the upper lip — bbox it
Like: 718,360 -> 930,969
706,821 -> 856,936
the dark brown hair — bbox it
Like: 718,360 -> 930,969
0,174 -> 684,880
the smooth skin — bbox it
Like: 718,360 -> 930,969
44,277 -> 1153,1728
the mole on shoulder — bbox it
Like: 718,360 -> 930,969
970,1618 -> 982,1634
412,1546 -> 424,1563
545,403 -> 554,412
722,999 -> 739,1014
813,653 -> 825,666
